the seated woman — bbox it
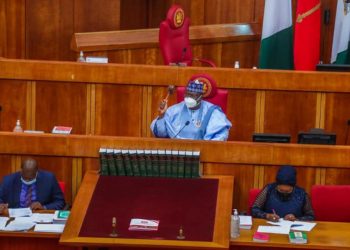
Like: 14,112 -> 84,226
251,165 -> 314,221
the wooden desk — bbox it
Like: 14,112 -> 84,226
230,219 -> 350,250
60,171 -> 234,249
0,215 -> 75,250
70,23 -> 261,67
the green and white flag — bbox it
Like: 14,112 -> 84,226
259,0 -> 293,69
331,0 -> 350,64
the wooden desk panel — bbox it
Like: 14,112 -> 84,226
230,219 -> 350,250
2,59 -> 350,143
1,132 -> 350,212
60,171 -> 233,249
71,23 -> 261,68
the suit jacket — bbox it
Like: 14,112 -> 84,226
0,170 -> 65,210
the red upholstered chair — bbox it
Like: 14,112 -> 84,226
159,5 -> 215,67
311,185 -> 350,222
176,74 -> 228,113
58,181 -> 66,195
247,188 -> 261,215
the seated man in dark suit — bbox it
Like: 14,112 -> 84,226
0,158 -> 65,213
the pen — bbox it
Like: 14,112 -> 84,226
291,224 -> 303,228
272,209 -> 278,221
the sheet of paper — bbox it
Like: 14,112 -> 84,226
0,217 -> 9,230
239,215 -> 252,226
3,221 -> 35,231
8,208 -> 32,218
257,225 -> 290,235
32,213 -> 54,223
34,224 -> 65,233
14,217 -> 34,223
267,219 -> 316,232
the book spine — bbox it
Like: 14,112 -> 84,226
137,150 -> 147,176
151,150 -> 159,177
191,151 -> 201,178
177,151 -> 185,178
145,150 -> 153,177
184,151 -> 192,178
115,150 -> 126,176
165,150 -> 172,177
171,151 -> 178,178
130,150 -> 140,176
158,150 -> 166,177
107,149 -> 117,176
99,149 -> 109,176
122,150 -> 134,176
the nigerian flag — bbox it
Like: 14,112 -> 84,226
259,0 -> 293,69
331,0 -> 350,64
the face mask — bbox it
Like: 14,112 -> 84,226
277,190 -> 292,201
21,176 -> 36,186
184,97 -> 197,108
184,95 -> 201,109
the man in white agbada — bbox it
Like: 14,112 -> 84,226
150,76 -> 232,140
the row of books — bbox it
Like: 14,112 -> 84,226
99,148 -> 201,178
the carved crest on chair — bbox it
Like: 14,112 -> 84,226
173,7 -> 185,28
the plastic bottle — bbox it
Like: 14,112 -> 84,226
13,119 -> 23,132
231,209 -> 240,238
234,61 -> 240,69
77,51 -> 85,62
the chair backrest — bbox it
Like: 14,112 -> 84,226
58,181 -> 66,195
311,185 -> 350,222
159,4 -> 193,65
176,74 -> 228,113
248,188 -> 261,215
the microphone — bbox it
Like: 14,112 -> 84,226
174,121 -> 190,138
345,119 -> 350,145
178,47 -> 187,66
0,105 -> 2,130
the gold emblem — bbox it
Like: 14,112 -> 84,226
173,8 -> 185,28
196,77 -> 212,98
296,2 -> 321,23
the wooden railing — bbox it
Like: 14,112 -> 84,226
70,23 -> 261,67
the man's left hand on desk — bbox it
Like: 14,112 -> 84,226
30,202 -> 44,210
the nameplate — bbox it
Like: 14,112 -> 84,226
52,126 -> 72,134
169,62 -> 187,67
86,56 -> 108,64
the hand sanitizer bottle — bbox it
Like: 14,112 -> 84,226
234,61 -> 240,69
77,51 -> 85,62
231,209 -> 240,238
13,119 -> 23,132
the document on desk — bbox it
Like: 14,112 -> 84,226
8,208 -> 32,218
32,213 -> 54,223
257,225 -> 291,235
3,221 -> 35,231
0,217 -> 9,230
34,224 -> 65,233
267,219 -> 316,232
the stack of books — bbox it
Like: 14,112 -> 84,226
239,215 -> 253,229
99,148 -> 201,178
53,210 -> 70,224
289,231 -> 307,244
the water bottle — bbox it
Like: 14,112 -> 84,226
77,51 -> 85,62
231,209 -> 240,238
13,119 -> 23,132
234,61 -> 240,69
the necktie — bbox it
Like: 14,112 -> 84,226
25,185 -> 33,207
